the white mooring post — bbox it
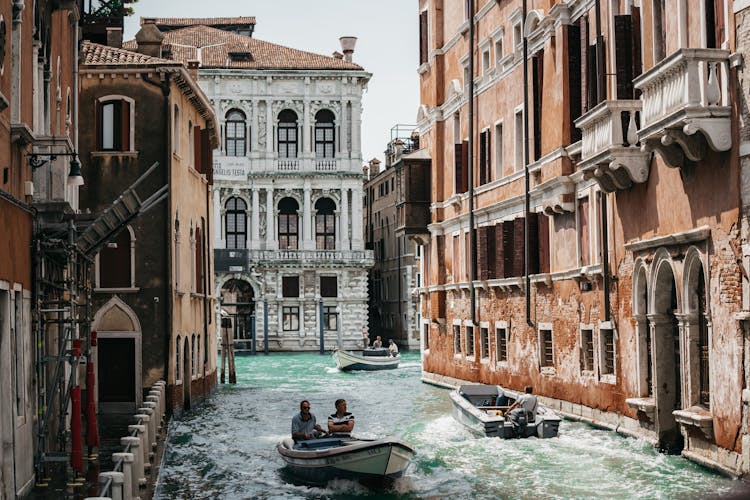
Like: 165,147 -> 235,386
112,452 -> 135,500
122,435 -> 145,486
130,419 -> 150,469
99,471 -> 124,500
137,407 -> 156,456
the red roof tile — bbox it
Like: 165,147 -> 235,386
80,40 -> 180,66
142,16 -> 257,28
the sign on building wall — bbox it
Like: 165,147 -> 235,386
214,159 -> 250,180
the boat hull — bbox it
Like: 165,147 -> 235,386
333,350 -> 400,371
277,437 -> 415,484
449,385 -> 561,439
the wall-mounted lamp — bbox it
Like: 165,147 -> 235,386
28,151 -> 84,186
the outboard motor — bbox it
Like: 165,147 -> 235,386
510,409 -> 527,438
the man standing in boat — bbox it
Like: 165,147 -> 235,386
292,400 -> 325,441
506,386 -> 538,424
327,399 -> 355,436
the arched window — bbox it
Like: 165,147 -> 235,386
225,197 -> 247,249
315,197 -> 336,250
278,197 -> 299,250
98,225 -> 135,289
225,109 -> 246,156
277,110 -> 298,158
98,96 -> 133,151
697,269 -> 709,407
314,109 -> 335,158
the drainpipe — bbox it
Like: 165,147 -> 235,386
468,0 -> 477,327
594,0 -> 611,322
524,0 -> 533,327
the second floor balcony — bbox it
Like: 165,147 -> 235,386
634,48 -> 732,170
575,100 -> 650,192
213,156 -> 361,181
215,248 -> 374,273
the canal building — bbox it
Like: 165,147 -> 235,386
364,127 -> 431,350
129,17 -> 374,352
78,21 -> 220,414
416,0 -> 746,475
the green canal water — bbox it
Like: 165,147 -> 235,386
155,352 -> 743,499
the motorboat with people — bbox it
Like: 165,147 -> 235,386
332,347 -> 400,371
276,435 -> 415,484
449,384 -> 561,439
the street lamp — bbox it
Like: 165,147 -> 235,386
28,151 -> 84,186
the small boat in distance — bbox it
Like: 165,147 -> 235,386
333,347 -> 400,371
449,384 -> 561,439
276,436 -> 415,484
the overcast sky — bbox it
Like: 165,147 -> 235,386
123,0 -> 420,166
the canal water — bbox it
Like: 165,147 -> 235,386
155,352 -> 743,499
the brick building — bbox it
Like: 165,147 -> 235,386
417,0 -> 745,474
129,17 -> 374,351
78,26 -> 219,414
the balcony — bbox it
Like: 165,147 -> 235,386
249,249 -> 374,268
213,156 -> 357,180
634,48 -> 732,170
575,100 -> 650,192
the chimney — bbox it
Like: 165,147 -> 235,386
187,60 -> 200,81
106,27 -> 123,48
135,19 -> 165,58
368,158 -> 381,178
332,51 -> 344,60
339,36 -> 357,62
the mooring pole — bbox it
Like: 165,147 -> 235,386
319,299 -> 325,355
263,299 -> 269,355
251,313 -> 256,356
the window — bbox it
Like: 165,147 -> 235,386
278,197 -> 299,250
225,197 -> 247,249
479,129 -> 491,185
453,324 -> 462,355
652,0 -> 666,63
479,327 -> 489,359
494,122 -> 504,178
173,104 -> 180,153
578,196 -> 590,267
419,10 -> 429,65
99,226 -> 134,288
191,334 -> 196,377
466,325 -> 475,357
482,48 -> 490,74
495,38 -> 504,66
195,222 -> 205,294
176,336 -> 182,383
282,306 -> 299,331
98,98 -> 131,151
423,323 -> 430,350
315,198 -> 336,249
514,22 -> 522,49
540,329 -> 553,367
496,326 -> 508,362
323,306 -> 338,331
225,109 -> 247,156
581,328 -> 594,372
514,108 -> 524,171
282,276 -> 299,298
277,109 -> 298,158
314,110 -> 335,158
698,272 -> 710,407
174,216 -> 181,289
320,276 -> 337,297
600,327 -> 615,376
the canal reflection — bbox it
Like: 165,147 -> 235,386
156,352 -> 741,499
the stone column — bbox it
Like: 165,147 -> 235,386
303,100 -> 311,155
213,189 -> 223,249
340,98 -> 349,158
351,99 -> 362,160
303,185 -> 313,250
266,99 -> 274,154
251,188 -> 260,249
266,187 -> 275,249
340,186 -> 350,250
351,186 -> 363,249
252,99 -> 259,152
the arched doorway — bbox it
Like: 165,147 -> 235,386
651,259 -> 683,453
220,279 -> 255,351
93,297 -> 142,413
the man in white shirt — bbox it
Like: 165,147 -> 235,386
327,399 -> 355,436
388,339 -> 399,357
507,386 -> 538,423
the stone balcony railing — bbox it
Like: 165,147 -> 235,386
634,48 -> 732,170
215,248 -> 374,272
213,157 -> 360,180
575,100 -> 650,192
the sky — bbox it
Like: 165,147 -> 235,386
123,0 -> 420,166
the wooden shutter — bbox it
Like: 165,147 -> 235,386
580,16 -> 589,113
479,131 -> 487,185
568,24 -> 582,143
587,44 -> 597,110
532,52 -> 543,161
615,16 -> 633,100
419,10 -> 429,65
120,100 -> 130,151
465,231 -> 471,282
596,37 -> 607,105
193,126 -> 202,172
631,7 -> 642,85
579,197 -> 590,266
714,0 -> 725,49
496,220 -> 515,278
477,226 -> 489,280
201,129 -> 213,184
485,130 -> 491,183
195,227 -> 204,294
461,141 -> 469,192
527,212 -> 540,275
537,213 -> 550,274
513,217 -> 525,277
454,143 -> 463,193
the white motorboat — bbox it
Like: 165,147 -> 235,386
276,436 -> 415,484
332,348 -> 400,371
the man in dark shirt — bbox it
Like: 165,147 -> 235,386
291,400 -> 324,441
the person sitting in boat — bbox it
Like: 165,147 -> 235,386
388,339 -> 399,357
506,386 -> 538,423
327,399 -> 355,436
372,336 -> 383,348
292,400 -> 325,442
